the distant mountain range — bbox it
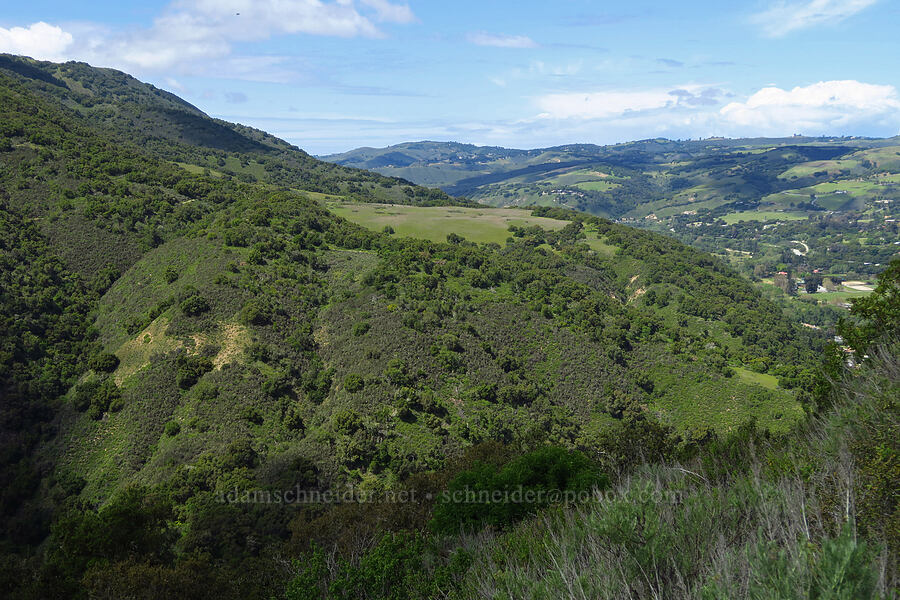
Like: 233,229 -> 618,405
321,137 -> 900,219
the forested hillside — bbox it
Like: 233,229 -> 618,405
324,138 -> 900,294
0,55 -> 894,599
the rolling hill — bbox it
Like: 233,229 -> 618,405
0,55 -> 894,599
323,138 -> 900,313
321,137 -> 900,220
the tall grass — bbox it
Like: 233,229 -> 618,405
453,347 -> 898,599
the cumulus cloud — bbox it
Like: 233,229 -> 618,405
719,80 -> 900,134
0,0 -> 416,75
467,32 -> 538,48
752,0 -> 878,37
0,22 -> 73,61
527,80 -> 900,144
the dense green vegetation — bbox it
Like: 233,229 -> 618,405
324,139 -> 899,321
0,54 -> 895,599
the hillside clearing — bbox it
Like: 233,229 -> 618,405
326,202 -> 569,244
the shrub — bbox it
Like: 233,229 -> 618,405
384,359 -> 411,387
433,347 -> 464,373
343,374 -> 365,393
223,223 -> 254,247
241,407 -> 263,425
89,352 -> 120,373
497,382 -> 539,406
284,533 -> 467,600
333,409 -> 362,435
164,265 -> 179,283
431,446 -> 604,534
72,380 -> 99,412
164,421 -> 181,436
351,322 -> 370,337
284,408 -> 304,431
180,295 -> 210,316
175,355 -> 213,389
241,300 -> 272,326
72,377 -> 122,419
191,381 -> 219,402
246,342 -> 271,363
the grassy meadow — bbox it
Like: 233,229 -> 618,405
326,202 -> 569,244
720,211 -> 810,224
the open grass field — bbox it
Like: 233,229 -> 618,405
765,173 -> 898,211
301,190 -> 347,202
778,159 -> 860,179
574,180 -> 621,192
721,211 -> 809,224
581,231 -> 618,255
801,289 -> 873,304
650,365 -> 802,435
326,202 -> 570,244
849,145 -> 900,170
733,367 -> 780,391
176,162 -> 224,178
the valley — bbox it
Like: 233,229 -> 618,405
0,55 -> 896,599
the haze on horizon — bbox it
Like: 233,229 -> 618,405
2,0 -> 898,154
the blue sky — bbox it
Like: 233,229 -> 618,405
2,0 -> 899,154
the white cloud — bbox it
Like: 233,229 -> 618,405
0,22 -> 73,61
751,0 -> 878,37
523,80 -> 900,146
0,0 -> 416,75
719,80 -> 900,134
537,90 -> 674,119
535,85 -> 718,120
182,0 -> 382,39
467,32 -> 538,48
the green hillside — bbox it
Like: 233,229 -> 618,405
322,138 -> 900,222
0,56 -> 894,599
323,139 -> 900,292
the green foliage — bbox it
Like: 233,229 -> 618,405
343,373 -> 365,393
89,352 -> 120,373
2,55 -> 879,600
180,294 -> 210,316
164,265 -> 179,283
241,299 -> 272,325
739,527 -> 877,600
175,354 -> 213,389
333,409 -> 362,435
431,446 -> 605,534
841,258 -> 900,353
71,376 -> 122,419
47,486 -> 175,582
285,533 -> 470,600
383,359 -> 411,387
